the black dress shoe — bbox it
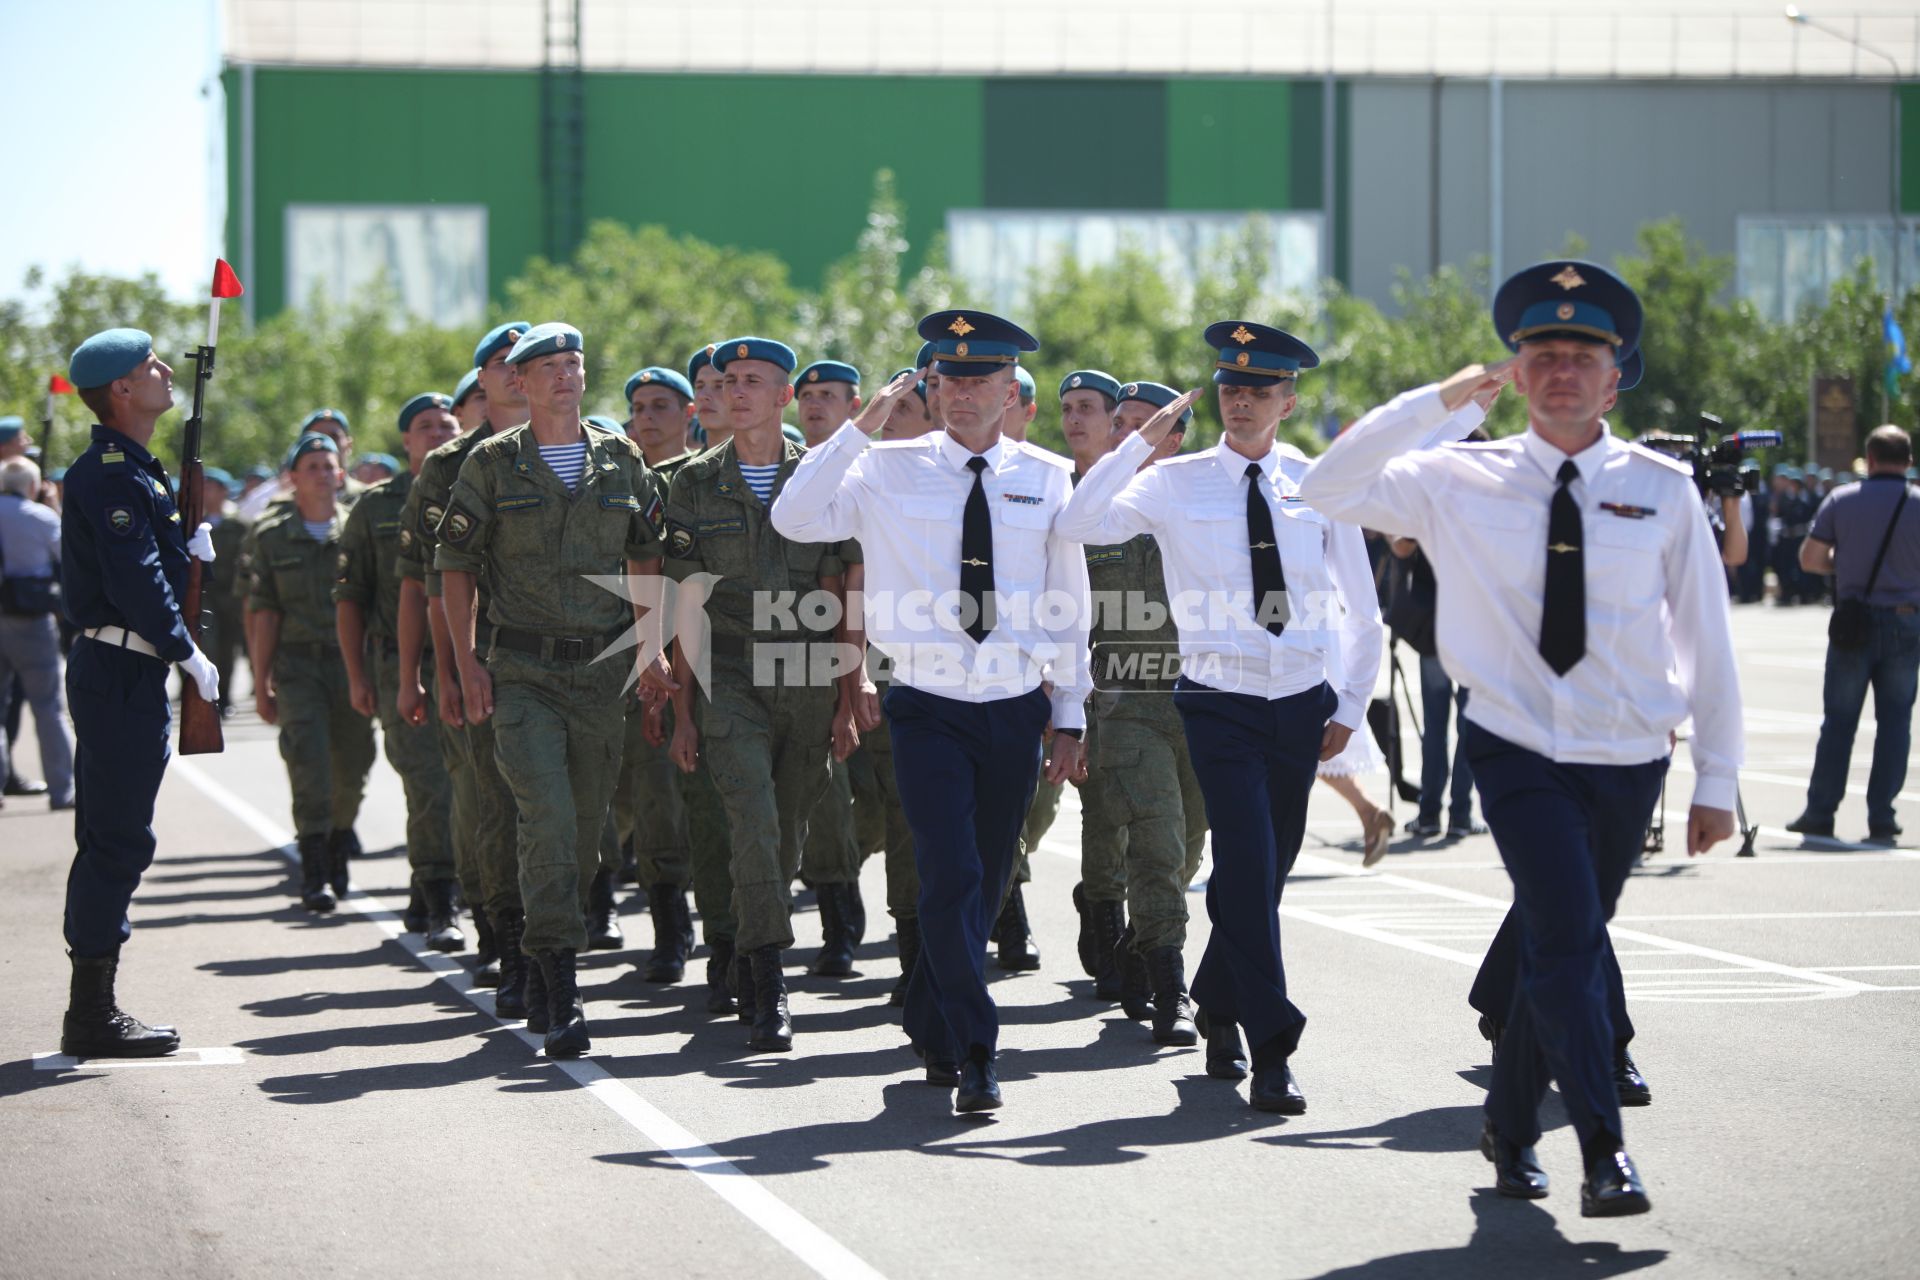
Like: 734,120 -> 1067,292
1195,1009 -> 1249,1080
1615,1048 -> 1652,1106
923,1054 -> 960,1087
1581,1147 -> 1651,1217
1867,824 -> 1905,845
1480,1120 -> 1549,1199
955,1052 -> 1002,1113
1478,1014 -> 1504,1065
1784,812 -> 1835,837
1248,1061 -> 1306,1114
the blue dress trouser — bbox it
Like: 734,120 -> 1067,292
887,683 -> 1048,1062
63,640 -> 172,958
1463,720 -> 1666,1153
1175,678 -> 1336,1059
1469,907 -> 1636,1047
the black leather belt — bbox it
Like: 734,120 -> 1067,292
489,626 -> 625,663
705,633 -> 838,659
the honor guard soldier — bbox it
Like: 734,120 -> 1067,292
1299,262 -> 1743,1216
397,320 -> 534,1003
1081,381 -> 1212,1043
437,322 -> 667,1059
1057,322 -> 1383,1114
58,328 -> 221,1056
662,337 -> 848,1051
773,310 -> 1091,1111
245,432 -> 379,911
335,393 -> 463,948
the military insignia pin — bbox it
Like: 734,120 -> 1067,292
507,329 -> 523,343
107,507 -> 133,534
1557,302 -> 1576,320
556,333 -> 570,348
1236,352 -> 1250,367
955,342 -> 969,357
737,343 -> 749,358
948,316 -> 975,336
1069,375 -> 1082,388
1550,265 -> 1586,291
1123,383 -> 1138,396
808,370 -> 819,382
1230,324 -> 1256,345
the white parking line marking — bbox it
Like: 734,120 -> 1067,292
33,1047 -> 243,1070
1612,910 -> 1920,922
173,759 -> 889,1280
1811,965 -> 1920,972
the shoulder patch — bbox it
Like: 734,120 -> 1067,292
1084,546 -> 1126,567
439,502 -> 480,548
644,491 -> 665,536
599,493 -> 640,511
106,505 -> 138,536
495,494 -> 545,512
420,500 -> 447,538
666,519 -> 696,559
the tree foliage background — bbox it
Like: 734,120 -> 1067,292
2,171 -> 1914,474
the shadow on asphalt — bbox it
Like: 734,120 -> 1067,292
254,1035 -> 577,1105
1304,1189 -> 1666,1278
1255,1102 -> 1569,1155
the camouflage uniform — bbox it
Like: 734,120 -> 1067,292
244,506 -> 377,841
206,512 -> 250,712
435,423 -> 663,956
332,469 -> 455,889
662,438 -> 844,955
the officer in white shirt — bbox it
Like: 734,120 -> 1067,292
771,309 -> 1090,1113
1298,261 -> 1742,1218
1056,321 -> 1382,1116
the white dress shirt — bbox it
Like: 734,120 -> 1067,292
1297,383 -> 1743,812
770,421 -> 1093,730
1055,432 -> 1382,732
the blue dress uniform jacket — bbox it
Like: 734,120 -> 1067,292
61,424 -> 195,661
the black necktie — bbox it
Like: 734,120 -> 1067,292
1245,462 -> 1287,636
1540,459 -> 1585,675
961,456 -> 994,643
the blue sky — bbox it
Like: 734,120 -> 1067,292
0,0 -> 222,304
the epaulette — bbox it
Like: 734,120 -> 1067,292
867,437 -> 931,452
1158,450 -> 1214,469
1275,442 -> 1311,464
1011,441 -> 1073,471
1621,440 -> 1696,478
1442,437 -> 1520,451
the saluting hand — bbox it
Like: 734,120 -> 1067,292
850,368 -> 922,437
1135,389 -> 1206,450
1436,358 -> 1516,413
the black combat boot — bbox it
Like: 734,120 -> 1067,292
705,938 -> 737,1015
60,951 -> 179,1059
676,891 -> 695,955
1115,925 -> 1152,1021
1090,899 -> 1126,1000
1072,882 -> 1096,977
994,883 -> 1040,972
747,945 -> 793,1052
524,947 -> 551,1035
844,879 -> 867,947
325,829 -> 355,899
643,883 -> 690,983
424,880 -> 466,953
471,904 -> 500,987
492,909 -> 530,1019
1146,946 -> 1198,1046
889,915 -> 922,1008
811,882 -> 856,978
734,951 -> 755,1025
585,865 -> 623,951
402,882 -> 428,933
536,949 -> 590,1059
298,834 -> 336,914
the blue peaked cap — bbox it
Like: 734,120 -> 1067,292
916,310 -> 1038,377
1493,260 -> 1642,356
1206,320 -> 1319,387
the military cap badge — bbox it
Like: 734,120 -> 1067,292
808,370 -> 820,382
1236,352 -> 1250,367
1123,383 -> 1138,395
737,343 -> 749,358
948,316 -> 975,336
1231,325 -> 1257,345
639,371 -> 653,383
956,343 -> 969,357
1069,375 -> 1082,388
1557,302 -> 1576,320
1550,266 -> 1586,291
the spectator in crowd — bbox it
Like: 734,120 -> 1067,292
0,457 -> 75,810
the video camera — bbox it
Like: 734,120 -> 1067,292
1636,414 -> 1783,498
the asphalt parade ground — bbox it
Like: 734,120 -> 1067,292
3,602 -> 1916,1280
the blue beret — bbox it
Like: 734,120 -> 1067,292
301,408 -> 350,434
687,344 -> 719,381
626,367 -> 693,402
475,320 -> 533,369
795,360 -> 860,389
781,423 -> 806,446
710,337 -> 797,373
0,416 -> 22,443
1058,370 -> 1121,403
585,415 -> 623,434
285,432 -> 339,470
1616,348 -> 1643,392
1118,380 -> 1193,428
1493,260 -> 1642,354
888,368 -> 928,403
506,322 -> 585,366
398,392 -> 453,433
1205,321 -> 1319,386
1014,366 -> 1036,403
916,310 -> 1038,377
914,341 -> 935,371
360,452 -> 400,475
451,367 -> 483,408
69,328 -> 153,390
245,464 -> 274,481
203,465 -> 234,492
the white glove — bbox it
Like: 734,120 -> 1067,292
186,521 -> 216,563
180,647 -> 220,704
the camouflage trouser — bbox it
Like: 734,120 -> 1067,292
1009,769 -> 1063,890
800,756 -> 862,885
431,684 -> 483,905
615,700 -> 689,889
848,744 -> 885,860
1096,710 -> 1207,952
372,646 -> 454,884
490,652 -> 626,955
685,755 -> 737,944
273,650 -> 377,840
1078,711 -> 1129,903
208,600 -> 244,710
699,657 -> 835,952
466,710 -> 523,921
857,702 -> 919,920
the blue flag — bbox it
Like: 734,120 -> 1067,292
1885,306 -> 1911,403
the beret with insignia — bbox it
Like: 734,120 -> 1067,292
69,328 -> 153,390
301,407 -> 350,435
474,320 -> 534,369
794,360 -> 860,389
1058,369 -> 1121,404
398,392 -> 453,433
1117,380 -> 1193,428
626,366 -> 693,402
687,343 -> 719,382
451,367 -> 483,408
284,432 -> 340,471
710,337 -> 796,373
505,322 -> 585,366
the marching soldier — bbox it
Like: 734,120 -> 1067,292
437,322 -> 666,1059
1299,261 -> 1742,1215
335,393 -> 463,949
451,368 -> 488,434
245,432 -> 378,912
